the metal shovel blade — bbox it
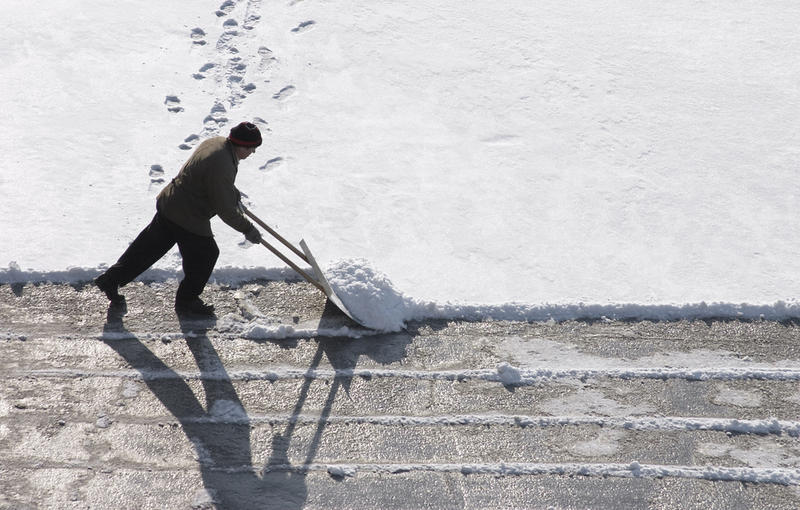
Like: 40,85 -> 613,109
299,239 -> 364,327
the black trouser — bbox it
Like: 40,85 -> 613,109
102,212 -> 219,302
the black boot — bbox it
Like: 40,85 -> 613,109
175,297 -> 215,317
95,273 -> 125,304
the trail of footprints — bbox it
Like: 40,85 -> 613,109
154,0 -> 316,183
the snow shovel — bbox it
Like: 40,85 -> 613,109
242,207 -> 362,326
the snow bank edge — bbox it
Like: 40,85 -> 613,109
2,264 -> 800,326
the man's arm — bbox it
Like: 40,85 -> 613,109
208,170 -> 254,234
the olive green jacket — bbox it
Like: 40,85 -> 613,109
157,137 -> 253,237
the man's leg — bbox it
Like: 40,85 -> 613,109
97,213 -> 177,300
174,229 -> 219,305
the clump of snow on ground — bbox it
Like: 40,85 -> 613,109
327,465 -> 357,478
241,322 -> 296,340
324,258 -> 416,332
496,362 -> 522,385
216,313 -> 366,339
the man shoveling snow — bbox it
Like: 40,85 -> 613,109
95,122 -> 263,317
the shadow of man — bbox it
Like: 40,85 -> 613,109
264,300 -> 414,477
102,304 -> 308,509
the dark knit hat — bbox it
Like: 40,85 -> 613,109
228,122 -> 262,147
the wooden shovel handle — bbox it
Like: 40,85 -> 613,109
258,238 -> 325,292
243,207 -> 309,264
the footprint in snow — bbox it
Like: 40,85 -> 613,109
258,46 -> 277,71
190,27 -> 207,45
164,96 -> 183,113
230,59 -> 247,73
481,134 -> 519,146
202,103 -> 229,135
291,20 -> 316,33
227,58 -> 247,85
273,85 -> 296,101
243,13 -> 261,30
193,63 -> 215,80
252,117 -> 270,131
149,165 -> 165,184
216,0 -> 236,17
179,134 -> 200,151
217,31 -> 239,50
231,84 -> 256,105
203,116 -> 228,135
259,157 -> 284,172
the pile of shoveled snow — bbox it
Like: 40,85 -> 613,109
324,258 -> 421,332
173,259 -> 427,337
213,259 -> 425,336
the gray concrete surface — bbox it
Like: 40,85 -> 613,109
2,281 -> 800,509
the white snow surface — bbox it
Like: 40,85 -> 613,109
2,1 -> 800,328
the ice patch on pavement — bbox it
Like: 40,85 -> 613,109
712,385 -> 763,408
540,389 -> 656,417
570,429 -> 626,457
699,438 -> 800,469
497,337 -> 800,375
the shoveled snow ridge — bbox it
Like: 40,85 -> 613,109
260,462 -> 800,486
3,263 -> 800,330
0,263 -> 302,287
8,459 -> 797,486
126,413 -> 800,438
17,365 -> 800,383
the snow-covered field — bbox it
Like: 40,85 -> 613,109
4,4 -> 800,505
2,0 -> 799,324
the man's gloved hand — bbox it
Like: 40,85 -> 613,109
244,225 -> 262,244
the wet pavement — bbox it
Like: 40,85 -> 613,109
2,281 -> 800,509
